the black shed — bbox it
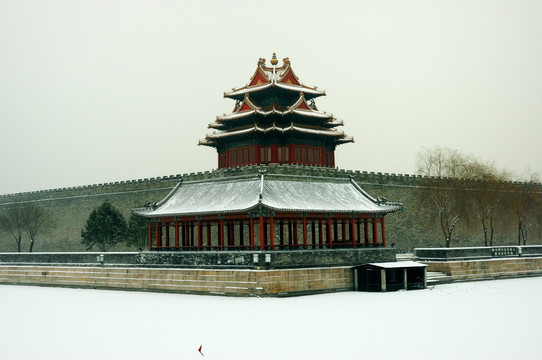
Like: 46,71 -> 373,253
354,261 -> 427,292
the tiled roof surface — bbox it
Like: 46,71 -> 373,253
135,173 -> 401,217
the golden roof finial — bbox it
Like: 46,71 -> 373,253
270,52 -> 278,66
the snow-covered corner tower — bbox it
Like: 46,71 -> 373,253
199,53 -> 353,169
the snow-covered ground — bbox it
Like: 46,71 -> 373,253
1,277 -> 541,360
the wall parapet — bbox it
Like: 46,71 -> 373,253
414,246 -> 542,261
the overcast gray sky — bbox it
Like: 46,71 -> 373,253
1,0 -> 541,194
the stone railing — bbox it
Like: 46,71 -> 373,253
414,246 -> 542,261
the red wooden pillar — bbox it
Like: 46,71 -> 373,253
341,220 -> 346,243
302,216 -> 307,249
318,220 -> 323,247
269,216 -> 275,250
155,222 -> 160,249
333,220 -> 338,246
219,218 -> 224,250
165,222 -> 170,248
381,217 -> 386,247
350,217 -> 356,248
255,144 -> 261,164
189,222 -> 194,248
356,219 -> 361,244
293,220 -> 298,247
279,221 -> 284,247
327,217 -> 333,249
239,220 -> 244,247
175,221 -> 179,248
259,216 -> 265,251
250,217 -> 255,250
372,217 -> 378,246
148,222 -> 152,251
207,222 -> 211,248
197,219 -> 202,251
311,220 -> 316,248
288,220 -> 293,248
364,219 -> 369,246
181,223 -> 185,248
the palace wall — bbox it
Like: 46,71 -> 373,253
1,164 -> 541,252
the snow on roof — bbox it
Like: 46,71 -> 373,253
364,261 -> 427,269
224,57 -> 325,99
203,123 -> 347,140
135,174 -> 401,218
217,107 -> 333,122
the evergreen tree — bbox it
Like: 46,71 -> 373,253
127,213 -> 148,251
81,202 -> 127,252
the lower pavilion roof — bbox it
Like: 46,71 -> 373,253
133,172 -> 401,218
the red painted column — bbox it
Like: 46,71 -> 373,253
333,220 -> 338,245
318,220 -> 323,247
183,222 -> 187,248
302,216 -> 307,249
165,222 -> 170,248
269,216 -> 275,250
189,222 -> 194,248
250,217 -> 255,250
327,217 -> 333,249
381,217 -> 386,248
219,218 -> 224,250
174,221 -> 179,248
356,219 -> 361,244
288,220 -> 293,248
350,217 -> 356,248
255,144 -> 261,164
372,217 -> 378,246
279,221 -> 284,247
311,220 -> 316,248
197,219 -> 202,251
155,222 -> 160,249
239,220 -> 244,247
271,144 -> 278,163
259,216 -> 265,251
293,220 -> 298,247
148,222 -> 152,251
207,222 -> 211,248
288,144 -> 295,164
364,219 -> 369,246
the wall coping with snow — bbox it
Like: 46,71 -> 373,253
414,246 -> 542,261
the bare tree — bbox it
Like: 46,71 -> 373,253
468,165 -> 511,247
0,205 -> 25,252
507,172 -> 541,245
416,147 -> 474,247
0,203 -> 56,252
21,203 -> 56,252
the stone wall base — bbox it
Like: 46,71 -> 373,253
0,265 -> 353,297
423,257 -> 542,281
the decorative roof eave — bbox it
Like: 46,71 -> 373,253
275,82 -> 325,96
224,82 -> 325,100
248,62 -> 271,87
276,64 -> 301,86
336,136 -> 355,144
224,83 -> 273,99
203,124 -> 348,141
234,94 -> 260,113
216,107 -> 333,122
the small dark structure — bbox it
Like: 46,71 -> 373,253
354,261 -> 427,292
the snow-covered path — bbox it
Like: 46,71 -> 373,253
1,277 -> 541,360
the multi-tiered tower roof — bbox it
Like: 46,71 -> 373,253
199,54 -> 353,169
